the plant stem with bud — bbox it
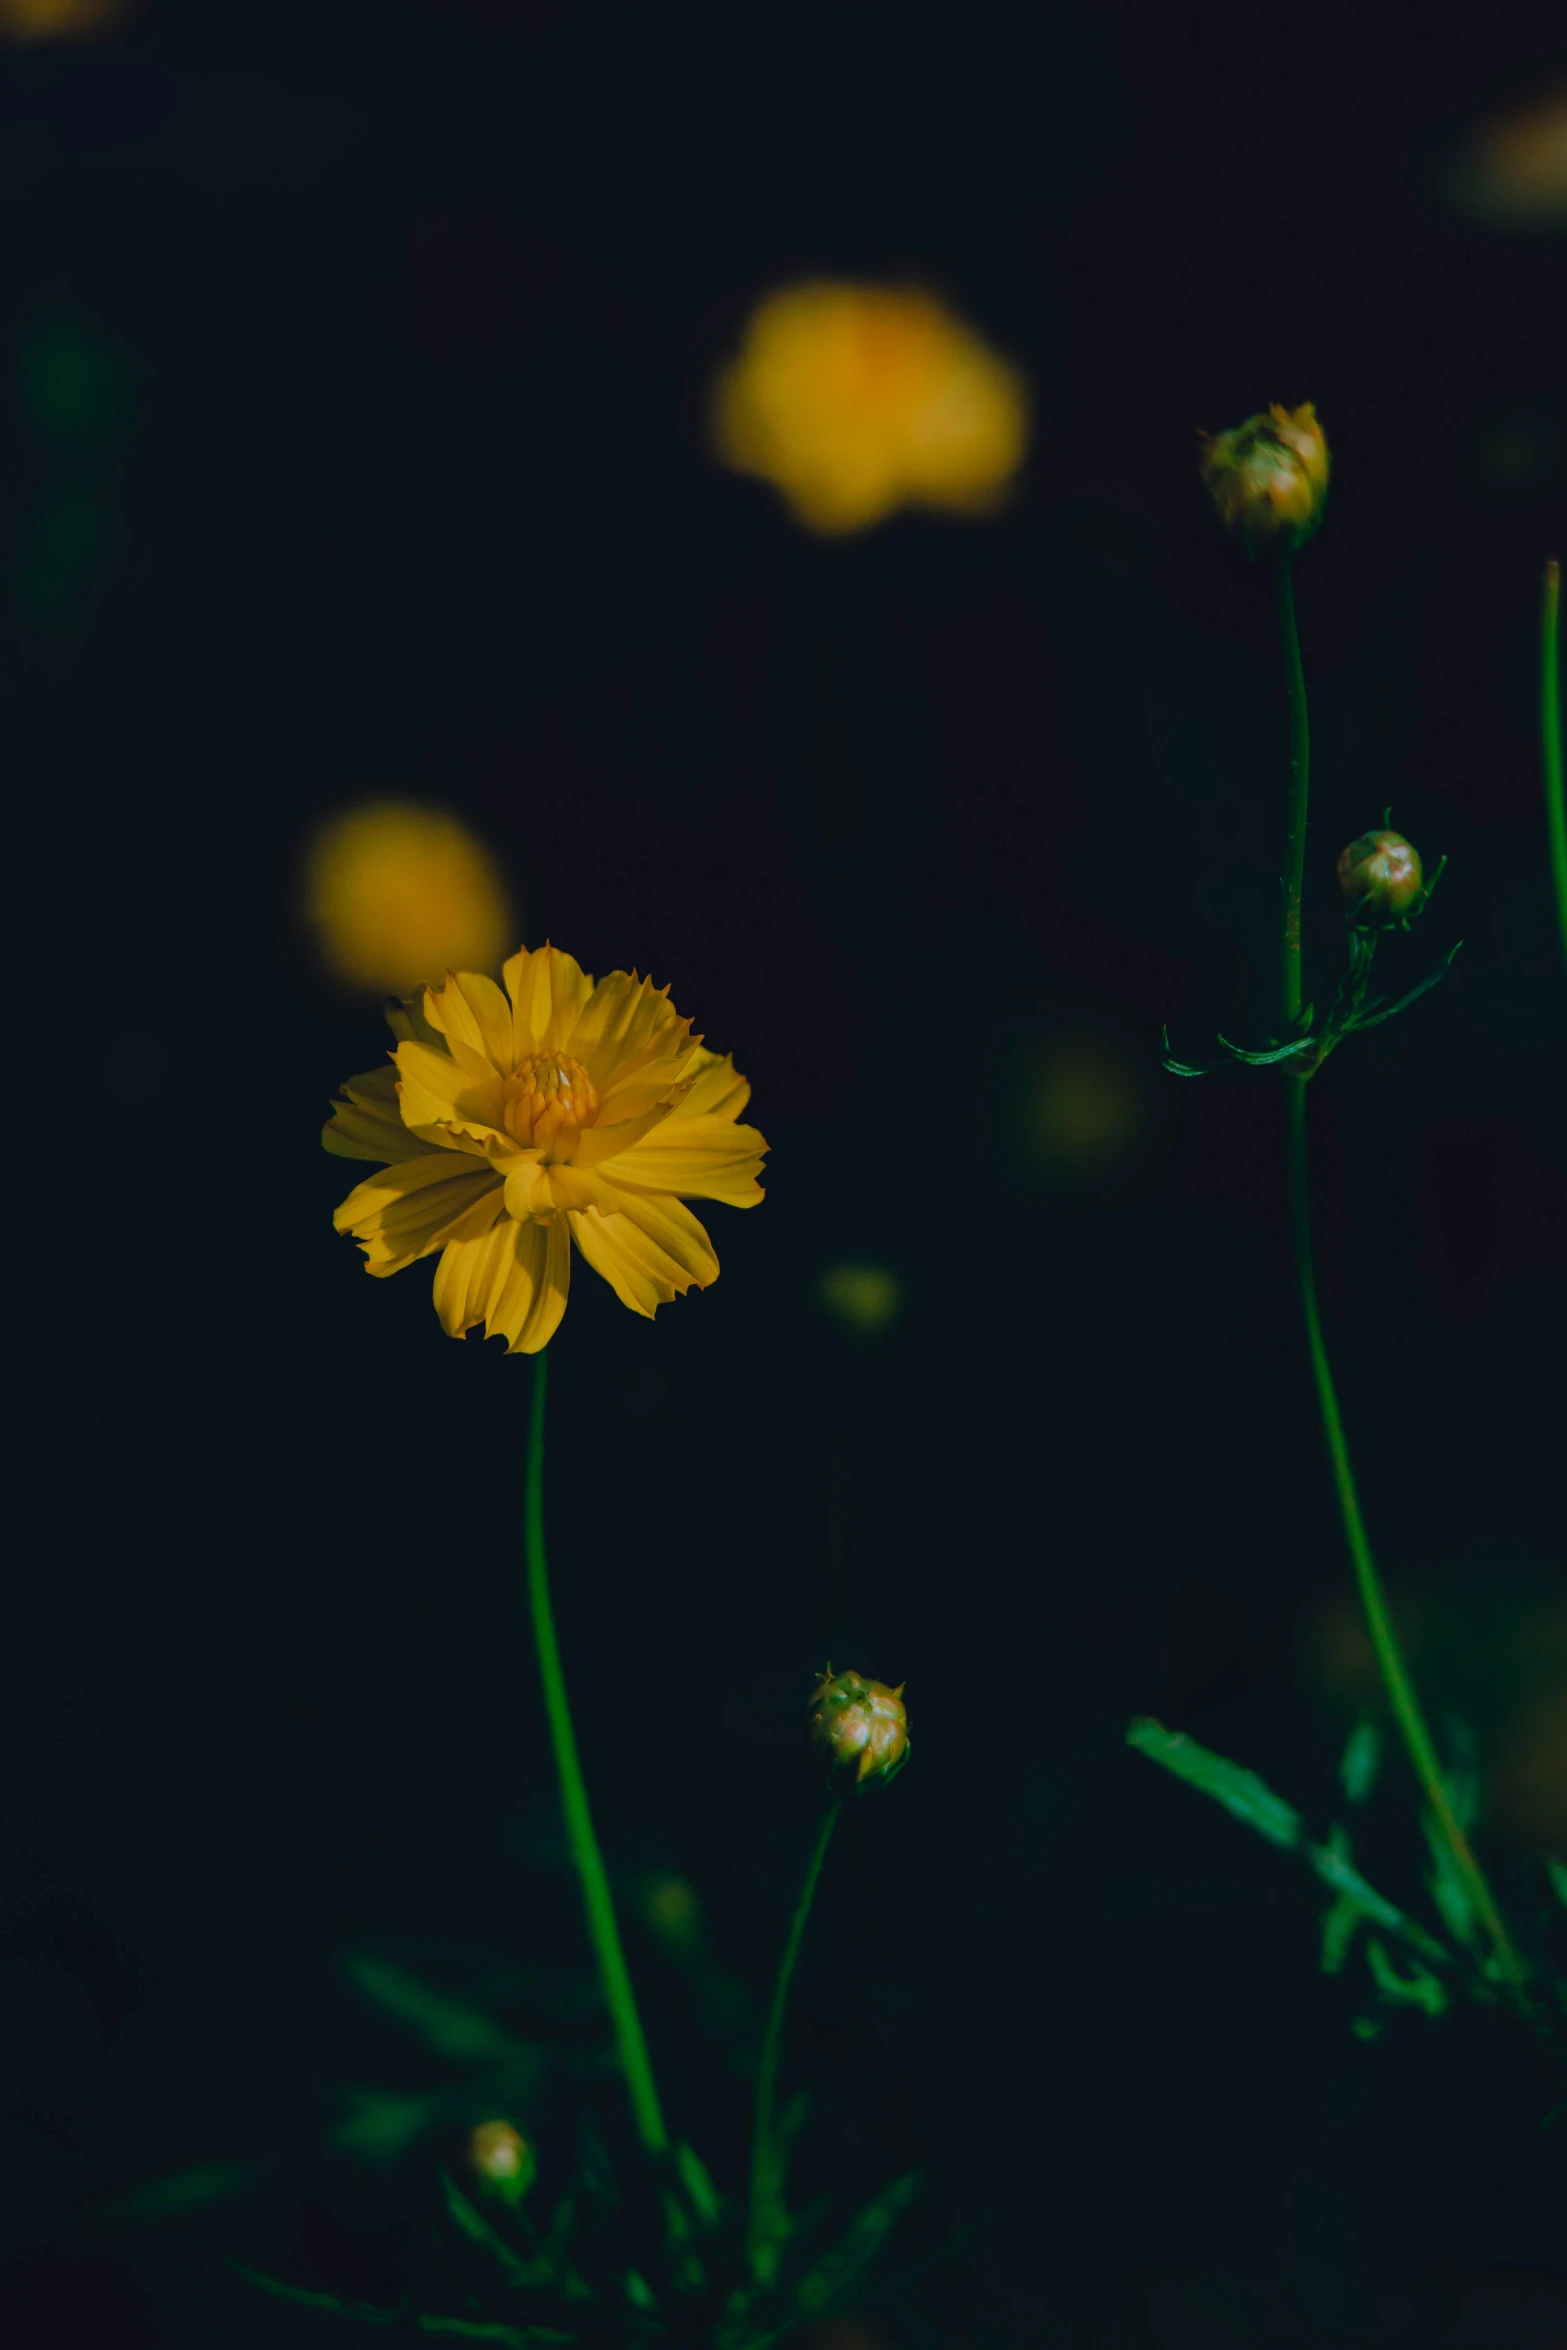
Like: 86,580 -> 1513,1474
746,1795 -> 842,2280
1272,575 -> 1526,1994
525,1353 -> 670,2157
1543,557 -> 1565,964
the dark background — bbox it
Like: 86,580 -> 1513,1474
5,3 -> 1566,2344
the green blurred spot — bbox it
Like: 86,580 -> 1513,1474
341,1953 -> 522,2062
331,2088 -> 438,2159
16,305 -> 137,446
10,482 -> 106,626
99,2155 -> 263,2222
1338,1715 -> 1382,1806
818,1261 -> 902,1338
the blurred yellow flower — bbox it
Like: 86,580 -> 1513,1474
0,0 -> 124,36
303,803 -> 513,997
711,281 -> 1027,534
326,945 -> 766,1353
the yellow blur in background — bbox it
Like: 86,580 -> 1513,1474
302,802 -> 514,996
0,0 -> 126,38
711,280 -> 1027,535
817,1260 -> 904,1338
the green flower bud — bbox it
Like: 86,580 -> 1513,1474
808,1667 -> 909,1791
1336,828 -> 1424,925
468,2119 -> 536,2206
1198,402 -> 1330,556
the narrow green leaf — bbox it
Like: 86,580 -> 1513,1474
1345,941 -> 1462,1031
97,2156 -> 265,2222
624,2272 -> 657,2311
233,2265 -> 568,2338
332,2090 -> 439,2160
1338,1716 -> 1381,1806
1364,1938 -> 1449,2017
1216,1031 -> 1318,1066
1306,1828 -> 1452,1972
791,2172 -> 922,2318
341,1956 -> 521,2063
675,2140 -> 722,2226
1125,1718 -> 1303,1850
1319,1888 -> 1363,1976
439,2172 -> 538,2286
1547,1857 -> 1567,1913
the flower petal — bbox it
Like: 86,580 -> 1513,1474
567,1094 -> 687,1167
394,1039 -> 510,1157
679,1047 -> 753,1120
568,969 -> 692,1094
334,1155 -> 504,1275
503,943 -> 596,1060
323,1064 -> 429,1163
488,1215 -> 571,1352
431,1216 -> 518,1336
503,1155 -> 546,1220
567,1185 -> 718,1317
423,969 -> 514,1077
594,1113 -> 767,1206
386,993 -> 444,1046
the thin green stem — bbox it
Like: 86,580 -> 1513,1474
1275,550 -> 1310,1030
1272,581 -> 1525,1993
746,1795 -> 842,2279
1542,557 -> 1565,964
1284,1089 -> 1523,1986
524,1353 -> 669,2156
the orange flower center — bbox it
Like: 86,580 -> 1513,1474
503,1053 -> 599,1153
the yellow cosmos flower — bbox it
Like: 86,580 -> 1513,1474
711,280 -> 1027,534
303,803 -> 514,997
325,945 -> 767,1354
0,0 -> 125,36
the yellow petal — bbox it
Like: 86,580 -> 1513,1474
568,1094 -> 686,1167
567,1184 -> 718,1316
423,969 -> 513,1077
503,1155 -> 546,1220
431,1216 -> 518,1336
678,1047 -> 752,1120
594,1113 -> 767,1206
393,1038 -> 509,1157
323,1064 -> 429,1163
334,1154 -> 504,1275
385,993 -> 444,1047
488,1215 -> 571,1352
503,943 -> 596,1060
568,969 -> 691,1093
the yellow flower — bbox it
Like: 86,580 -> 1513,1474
1198,402 -> 1331,555
302,803 -> 513,997
0,0 -> 125,37
711,280 -> 1027,535
326,945 -> 767,1354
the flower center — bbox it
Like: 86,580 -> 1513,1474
502,1052 -> 599,1154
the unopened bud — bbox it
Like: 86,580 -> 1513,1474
468,2119 -> 536,2205
1336,829 -> 1424,925
808,1668 -> 909,1792
1198,403 -> 1330,555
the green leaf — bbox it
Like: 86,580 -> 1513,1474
1319,1887 -> 1364,1977
332,2090 -> 440,2160
1215,1031 -> 1318,1067
1364,1937 -> 1449,2018
1306,1827 -> 1452,1972
624,2272 -> 657,2312
342,1956 -> 522,2063
1338,1716 -> 1382,1806
230,2264 -> 571,2341
439,2173 -> 539,2287
1547,1858 -> 1567,1913
1125,1718 -> 1303,1851
674,2140 -> 722,2227
97,2155 -> 268,2223
790,2172 -> 922,2318
1346,941 -> 1462,1031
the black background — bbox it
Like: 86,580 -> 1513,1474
4,4 -> 1566,2344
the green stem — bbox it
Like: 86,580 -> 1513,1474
746,1795 -> 842,2278
1273,587 -> 1525,1994
1275,550 -> 1310,1030
1543,557 -> 1565,964
524,1353 -> 669,2156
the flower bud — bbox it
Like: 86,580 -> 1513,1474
808,1668 -> 909,1791
468,2119 -> 536,2206
1198,403 -> 1330,555
1336,829 -> 1424,925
